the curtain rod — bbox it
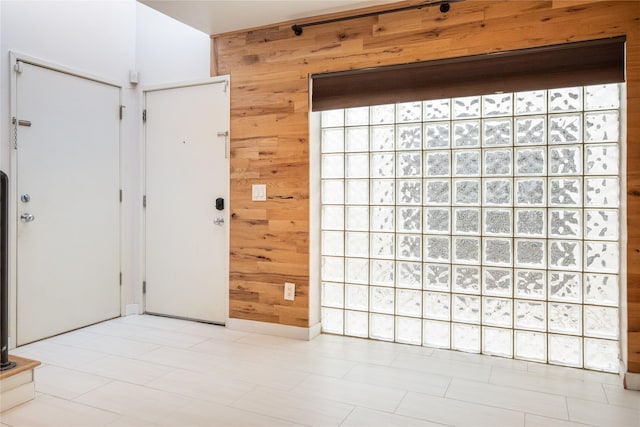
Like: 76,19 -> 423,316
291,0 -> 463,36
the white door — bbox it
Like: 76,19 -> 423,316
144,79 -> 229,324
15,61 -> 121,345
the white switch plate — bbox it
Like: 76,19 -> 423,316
284,282 -> 295,301
252,184 -> 266,201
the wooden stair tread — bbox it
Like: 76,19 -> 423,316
0,356 -> 41,380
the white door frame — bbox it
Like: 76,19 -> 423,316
141,76 -> 230,320
8,51 -> 124,348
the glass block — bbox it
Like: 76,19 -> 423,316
397,124 -> 422,150
548,334 -> 582,368
370,104 -> 395,124
370,260 -> 394,286
346,127 -> 369,152
397,208 -> 421,233
483,268 -> 512,296
516,116 -> 546,145
515,209 -> 545,237
425,180 -> 451,205
322,307 -> 344,334
322,282 -> 344,308
484,209 -> 512,236
453,295 -> 481,323
515,178 -> 545,206
424,122 -> 450,148
548,240 -> 582,270
322,256 -> 344,282
322,206 -> 344,230
548,271 -> 582,303
322,154 -> 344,178
454,179 -> 480,205
548,303 -> 582,335
453,266 -> 480,294
345,284 -> 369,311
346,258 -> 369,284
453,121 -> 481,147
370,286 -> 394,314
397,152 -> 422,177
515,270 -> 546,300
371,153 -> 395,178
549,178 -> 581,206
483,327 -> 513,357
585,84 -> 620,111
549,146 -> 581,175
424,99 -> 451,121
585,177 -> 619,208
370,125 -> 395,151
371,180 -> 395,205
584,306 -> 618,339
585,144 -> 619,175
370,233 -> 394,259
515,330 -> 547,362
484,149 -> 512,176
370,313 -> 394,341
515,90 -> 546,115
585,211 -> 618,240
454,150 -> 480,176
397,101 -> 422,123
321,109 -> 344,127
549,114 -> 582,144
484,179 -> 512,206
322,128 -> 344,153
453,96 -> 481,118
346,153 -> 368,178
424,236 -> 450,263
397,180 -> 422,205
322,231 -> 344,256
585,242 -> 619,273
345,310 -> 368,338
397,262 -> 422,289
424,208 -> 450,234
397,235 -> 421,261
346,206 -> 369,230
322,180 -> 344,204
483,119 -> 512,146
515,300 -> 546,331
584,338 -> 619,372
425,151 -> 451,177
396,289 -> 422,317
345,106 -> 369,126
452,323 -> 481,353
346,180 -> 369,205
483,297 -> 513,327
396,316 -> 422,345
483,238 -> 512,266
371,206 -> 394,231
423,319 -> 450,348
423,291 -> 450,321
454,208 -> 480,235
424,264 -> 450,291
549,209 -> 582,239
454,237 -> 480,264
515,148 -> 546,176
584,273 -> 618,306
515,239 -> 546,269
549,87 -> 582,112
585,112 -> 619,143
483,93 -> 512,117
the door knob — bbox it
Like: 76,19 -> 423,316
20,213 -> 35,222
214,217 -> 224,226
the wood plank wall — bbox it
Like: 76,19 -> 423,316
212,0 -> 640,372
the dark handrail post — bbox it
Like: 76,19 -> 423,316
1,170 -> 16,371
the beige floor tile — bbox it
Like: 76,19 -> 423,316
76,355 -> 175,385
341,407 -> 449,427
392,352 -> 492,382
344,363 -> 451,396
567,397 -> 640,427
35,365 -> 112,400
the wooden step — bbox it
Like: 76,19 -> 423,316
0,355 -> 41,412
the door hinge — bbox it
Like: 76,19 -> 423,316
119,105 -> 125,120
142,109 -> 147,123
119,189 -> 123,203
14,62 -> 23,73
143,281 -> 147,294
119,272 -> 123,286
143,195 -> 147,208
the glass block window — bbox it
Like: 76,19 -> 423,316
320,84 -> 623,372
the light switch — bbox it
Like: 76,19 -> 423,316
252,184 -> 266,201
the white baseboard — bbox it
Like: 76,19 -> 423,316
624,370 -> 640,390
124,304 -> 140,316
226,318 -> 321,341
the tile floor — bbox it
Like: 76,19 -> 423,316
1,314 -> 638,427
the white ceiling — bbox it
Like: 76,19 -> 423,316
139,0 -> 400,35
